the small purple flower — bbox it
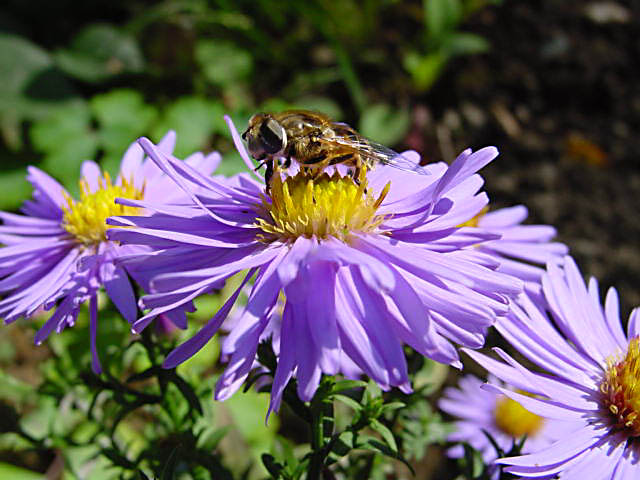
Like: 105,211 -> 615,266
108,116 -> 522,416
439,374 -> 578,479
465,255 -> 640,478
463,205 -> 568,299
0,132 -> 220,373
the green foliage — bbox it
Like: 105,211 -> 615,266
405,0 -> 492,91
0,305 -> 234,479
90,89 -> 158,174
195,40 -> 253,87
151,96 -> 222,158
30,102 -> 98,185
1,0 -> 499,189
54,24 -> 144,83
253,343 -> 455,480
0,169 -> 33,210
0,463 -> 44,480
0,33 -> 79,150
359,103 -> 411,146
28,89 -> 161,191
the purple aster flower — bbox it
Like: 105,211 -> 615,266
220,285 -> 364,389
439,374 -> 578,479
465,255 -> 640,479
107,116 -> 523,417
0,131 -> 220,373
460,205 -> 568,299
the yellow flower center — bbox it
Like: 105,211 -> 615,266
457,205 -> 489,228
600,336 -> 640,436
493,393 -> 544,438
255,170 -> 390,243
62,172 -> 144,245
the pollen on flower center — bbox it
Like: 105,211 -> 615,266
600,336 -> 640,436
493,393 -> 544,438
255,169 -> 390,243
457,205 -> 489,228
62,172 -> 144,245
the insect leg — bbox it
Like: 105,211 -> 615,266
324,152 -> 363,185
253,155 -> 268,171
352,153 -> 363,185
264,159 -> 275,193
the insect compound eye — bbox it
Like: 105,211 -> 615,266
259,118 -> 286,154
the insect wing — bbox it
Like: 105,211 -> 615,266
329,135 -> 430,175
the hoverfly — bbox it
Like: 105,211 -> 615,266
241,110 -> 428,189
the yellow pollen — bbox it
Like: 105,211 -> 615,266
600,336 -> 640,436
62,172 -> 144,245
255,169 -> 390,243
493,392 -> 544,439
457,205 -> 489,228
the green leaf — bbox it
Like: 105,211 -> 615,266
0,462 -> 44,480
30,101 -> 98,187
197,426 -> 230,451
292,97 -> 343,120
30,102 -> 91,152
0,169 -> 32,210
89,89 -> 158,175
369,418 -> 398,452
41,135 -> 99,186
358,437 -> 415,475
0,33 -> 79,148
259,98 -> 293,113
462,443 -> 485,478
90,89 -> 156,130
225,389 -> 279,449
404,50 -> 448,91
152,97 -> 223,158
333,394 -> 362,412
168,371 -> 203,415
380,401 -> 406,413
425,0 -> 462,41
444,32 -> 490,56
216,150 -> 249,177
329,379 -> 368,395
54,24 -> 144,83
359,103 -> 410,146
195,40 -> 253,86
0,370 -> 35,403
329,431 -> 354,458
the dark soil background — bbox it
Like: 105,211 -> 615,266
420,2 -> 640,475
419,0 -> 640,316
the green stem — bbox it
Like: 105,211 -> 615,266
307,401 -> 325,480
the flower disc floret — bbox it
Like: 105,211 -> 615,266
464,256 -> 640,479
62,172 -> 143,245
494,393 -> 544,438
600,336 -> 640,436
255,169 -> 390,243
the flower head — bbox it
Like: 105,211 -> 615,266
108,116 -> 522,416
465,255 -> 640,478
462,205 -> 568,299
439,374 -> 577,478
0,132 -> 220,372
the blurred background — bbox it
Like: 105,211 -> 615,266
0,0 -> 638,478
